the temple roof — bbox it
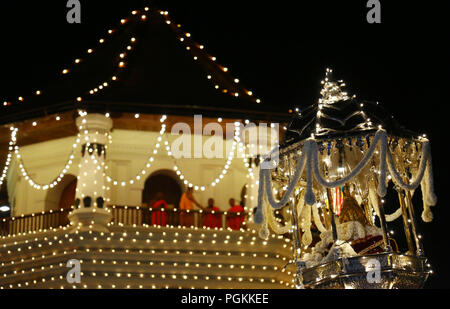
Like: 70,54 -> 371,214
0,7 -> 290,125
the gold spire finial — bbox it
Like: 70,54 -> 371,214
319,68 -> 350,104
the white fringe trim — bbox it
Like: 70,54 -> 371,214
255,129 -> 437,230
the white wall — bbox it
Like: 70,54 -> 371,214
8,129 -> 249,216
8,136 -> 80,216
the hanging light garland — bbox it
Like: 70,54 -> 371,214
2,31 -> 139,130
167,121 -> 242,190
2,6 -> 260,109
14,135 -> 81,190
1,3 -> 265,192
84,35 -> 139,103
0,127 -> 18,187
105,115 -> 167,187
7,114 -> 250,193
1,8 -> 137,107
159,10 -> 261,104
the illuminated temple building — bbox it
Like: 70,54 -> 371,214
0,6 -> 294,289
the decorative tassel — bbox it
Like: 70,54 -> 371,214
421,206 -> 433,223
258,222 -> 270,240
254,208 -> 264,224
255,129 -> 437,230
425,158 -> 437,206
312,203 -> 326,233
301,204 -> 312,246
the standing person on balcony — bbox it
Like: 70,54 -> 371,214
179,187 -> 204,227
151,192 -> 168,227
226,198 -> 245,230
203,198 -> 222,229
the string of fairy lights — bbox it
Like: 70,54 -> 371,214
2,3 -> 436,291
168,121 -> 243,191
4,114 -> 254,193
105,115 -> 167,187
0,4 -> 290,290
2,6 -> 260,110
0,219 -> 433,289
0,4 -> 266,194
159,10 -> 261,104
1,7 -> 142,107
0,127 -> 17,187
0,224 -> 296,289
14,136 -> 80,191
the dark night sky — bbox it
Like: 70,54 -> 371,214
0,0 -> 449,288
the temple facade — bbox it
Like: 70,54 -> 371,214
7,123 -> 248,216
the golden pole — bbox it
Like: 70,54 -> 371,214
322,202 -> 331,230
326,188 -> 338,242
373,178 -> 392,252
404,185 -> 425,256
397,189 -> 415,254
287,157 -> 302,262
364,200 -> 374,225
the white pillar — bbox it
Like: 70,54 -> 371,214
68,113 -> 113,232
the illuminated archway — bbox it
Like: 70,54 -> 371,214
142,169 -> 184,208
45,174 -> 77,211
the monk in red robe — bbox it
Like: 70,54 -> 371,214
151,192 -> 168,227
203,198 -> 222,229
226,198 -> 245,230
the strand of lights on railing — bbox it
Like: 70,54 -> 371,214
2,6 -> 260,109
0,231 -> 291,271
168,121 -> 242,191
1,270 -> 292,290
1,268 -> 293,289
109,205 -> 247,230
1,207 -> 262,239
15,135 -> 81,190
0,223 -> 288,253
105,115 -> 167,186
0,226 -> 296,289
0,127 -> 18,187
0,206 -> 433,288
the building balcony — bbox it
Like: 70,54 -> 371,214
0,206 -> 296,289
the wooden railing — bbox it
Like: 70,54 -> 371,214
0,206 -> 248,236
0,209 -> 71,236
110,206 -> 248,230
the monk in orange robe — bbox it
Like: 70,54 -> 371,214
179,187 -> 203,227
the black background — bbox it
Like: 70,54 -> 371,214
0,0 -> 448,288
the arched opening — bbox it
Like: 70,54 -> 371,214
45,175 -> 77,211
142,169 -> 184,208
